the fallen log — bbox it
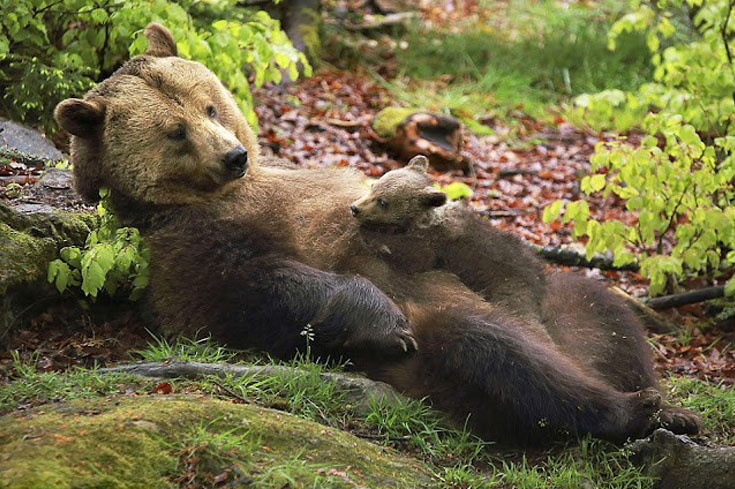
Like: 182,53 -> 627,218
100,360 -> 405,414
646,285 -> 725,310
629,429 -> 735,489
534,244 -> 640,272
371,108 -> 468,172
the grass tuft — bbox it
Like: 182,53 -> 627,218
134,334 -> 239,363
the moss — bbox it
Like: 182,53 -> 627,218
297,9 -> 322,63
0,204 -> 96,339
0,395 -> 432,489
0,222 -> 56,296
372,107 -> 424,138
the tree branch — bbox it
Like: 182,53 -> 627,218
99,360 -> 405,414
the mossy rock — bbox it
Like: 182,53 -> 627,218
0,395 -> 433,489
0,202 -> 96,339
371,108 -> 465,171
372,107 -> 423,139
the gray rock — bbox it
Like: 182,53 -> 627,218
39,168 -> 73,190
0,118 -> 63,161
0,202 -> 96,341
12,202 -> 57,215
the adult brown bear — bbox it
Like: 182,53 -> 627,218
54,23 -> 698,444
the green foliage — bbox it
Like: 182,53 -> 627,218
663,375 -> 735,444
547,0 -> 735,296
47,188 -> 150,300
436,182 -> 473,201
135,335 -> 238,364
0,0 -> 310,131
0,352 -> 150,413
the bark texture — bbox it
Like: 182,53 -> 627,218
629,429 -> 735,489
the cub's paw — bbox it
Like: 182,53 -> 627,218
658,405 -> 701,435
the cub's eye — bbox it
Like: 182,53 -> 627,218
377,198 -> 388,208
206,105 -> 217,118
168,124 -> 187,141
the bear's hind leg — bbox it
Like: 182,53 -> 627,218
412,307 -> 661,443
658,405 -> 702,435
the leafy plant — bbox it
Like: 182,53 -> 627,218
48,188 -> 150,299
546,0 -> 735,296
0,0 -> 310,131
437,182 -> 473,201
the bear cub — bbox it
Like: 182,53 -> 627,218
350,155 -> 546,320
352,155 -> 702,437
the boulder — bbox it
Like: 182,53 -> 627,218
0,118 -> 63,162
0,202 -> 95,341
0,395 -> 432,488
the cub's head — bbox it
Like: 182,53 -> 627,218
54,24 -> 260,208
350,155 -> 447,230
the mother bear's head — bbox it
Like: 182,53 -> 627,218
54,23 -> 260,208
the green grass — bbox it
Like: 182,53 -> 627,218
387,0 -> 652,125
4,339 -> 733,489
0,352 -> 152,413
664,375 -> 735,444
134,334 -> 240,363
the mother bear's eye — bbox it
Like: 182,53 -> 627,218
206,105 -> 217,118
377,198 -> 388,208
168,124 -> 187,141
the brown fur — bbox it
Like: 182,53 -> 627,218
350,156 -> 547,319
55,24 -> 698,444
350,155 -> 702,437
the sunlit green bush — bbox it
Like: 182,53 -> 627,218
1,0 -> 310,131
548,0 -> 735,296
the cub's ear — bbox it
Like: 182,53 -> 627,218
407,155 -> 429,172
144,23 -> 178,57
421,188 -> 447,207
54,98 -> 106,138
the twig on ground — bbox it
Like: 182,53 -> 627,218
646,285 -> 726,310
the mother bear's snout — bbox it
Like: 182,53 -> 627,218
223,145 -> 249,177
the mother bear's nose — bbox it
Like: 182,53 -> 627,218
223,146 -> 249,174
350,204 -> 360,216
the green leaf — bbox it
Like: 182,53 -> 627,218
82,261 -> 106,297
438,182 -> 473,201
581,174 -> 606,194
542,200 -> 564,223
726,278 -> 735,298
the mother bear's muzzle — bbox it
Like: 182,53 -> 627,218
223,145 -> 249,178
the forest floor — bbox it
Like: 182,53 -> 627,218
1,1 -> 735,488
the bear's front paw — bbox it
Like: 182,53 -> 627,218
346,326 -> 418,355
623,388 -> 663,439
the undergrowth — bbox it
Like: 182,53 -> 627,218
9,339 -> 734,488
387,0 -> 652,126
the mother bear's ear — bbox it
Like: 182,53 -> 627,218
54,98 -> 106,138
143,23 -> 178,57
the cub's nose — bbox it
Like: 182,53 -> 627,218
350,204 -> 360,217
223,146 -> 249,175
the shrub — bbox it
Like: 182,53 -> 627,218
546,0 -> 735,296
0,0 -> 310,131
48,188 -> 150,300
